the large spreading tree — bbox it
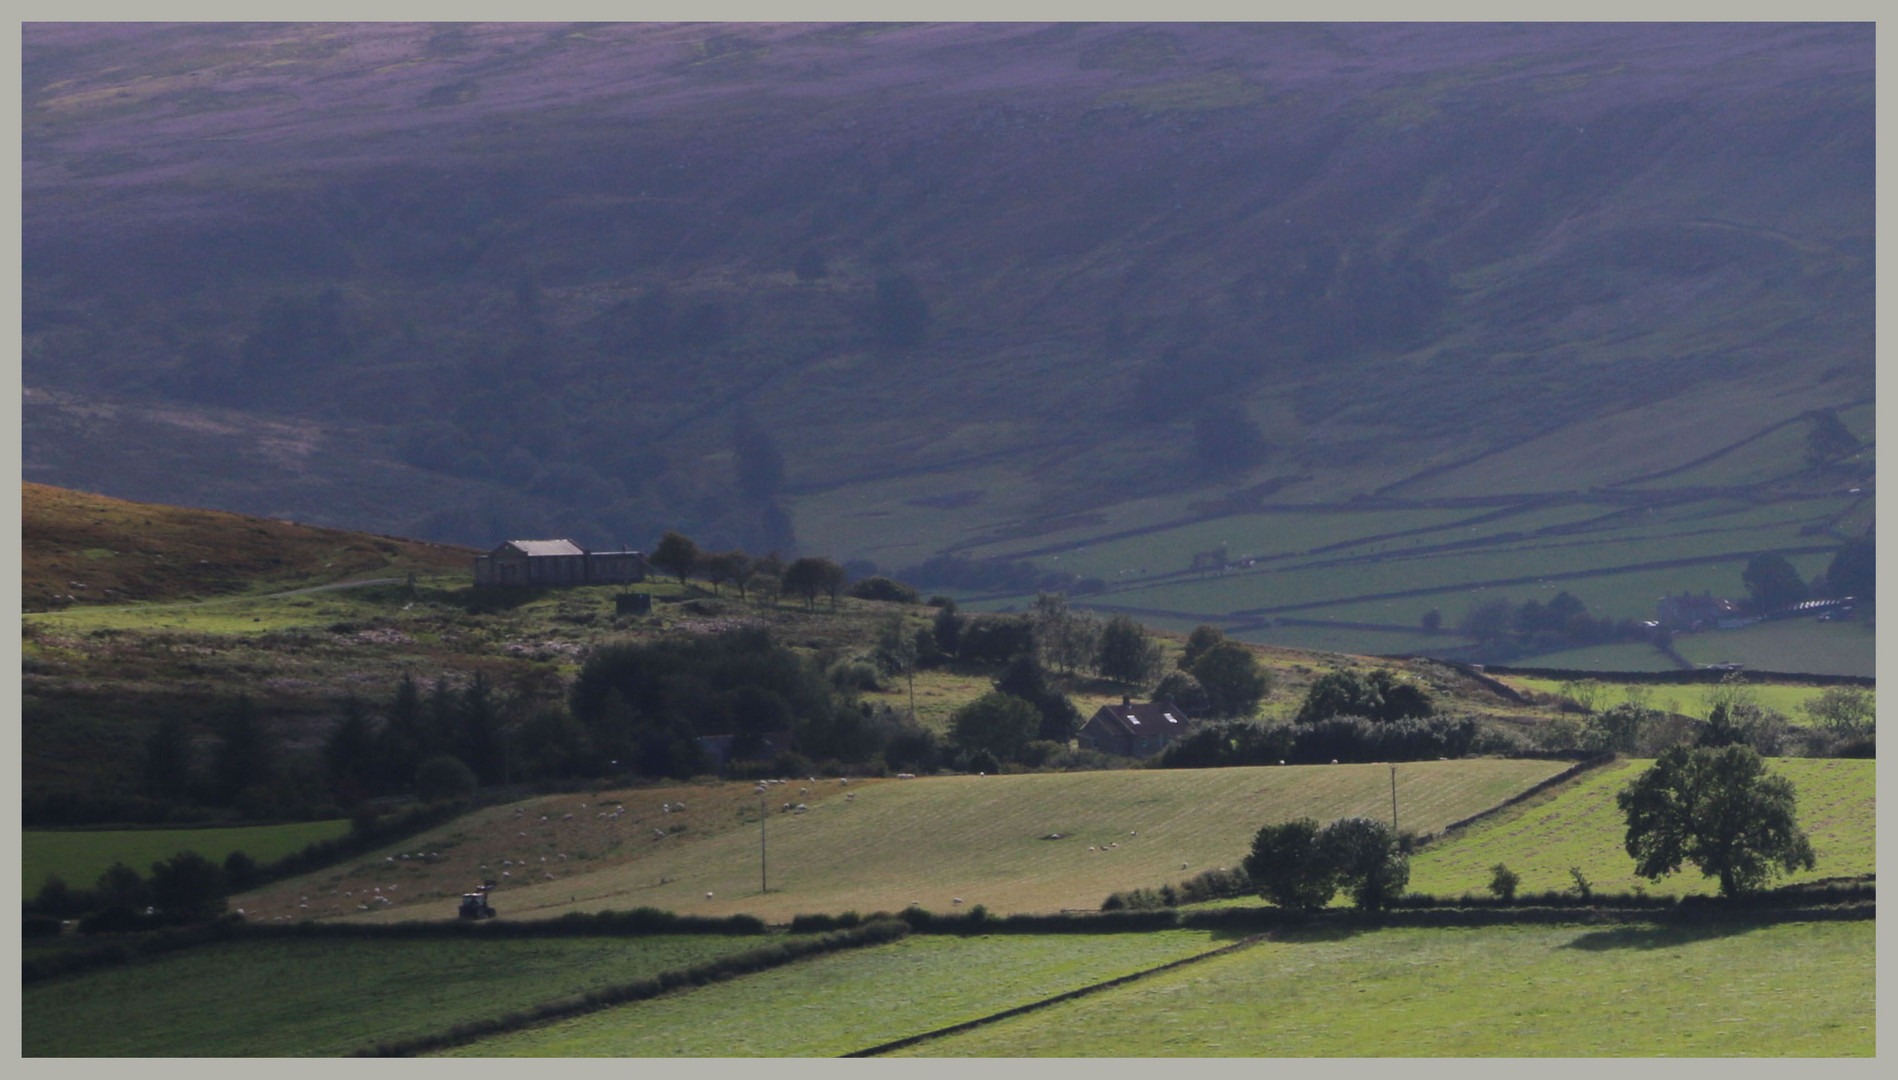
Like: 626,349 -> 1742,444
1616,744 -> 1816,897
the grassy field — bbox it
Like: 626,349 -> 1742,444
1671,619 -> 1877,677
21,933 -> 782,1056
442,929 -> 1229,1056
236,760 -> 1568,925
1405,758 -> 1875,899
24,819 -> 352,894
1496,676 -> 1871,720
894,920 -> 1874,1056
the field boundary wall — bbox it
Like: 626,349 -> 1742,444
1412,751 -> 1620,847
1480,665 -> 1875,688
841,932 -> 1271,1057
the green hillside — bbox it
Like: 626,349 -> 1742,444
23,26 -> 1873,679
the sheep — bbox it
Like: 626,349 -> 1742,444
705,891 -> 715,900
519,831 -> 529,838
540,815 -> 549,822
563,813 -> 574,820
1181,863 -> 1190,870
501,871 -> 511,878
952,898 -> 963,905
1331,759 -> 1339,765
1130,831 -> 1137,836
839,778 -> 849,786
673,803 -> 685,812
1089,846 -> 1097,852
799,788 -> 809,796
653,828 -> 667,840
845,792 -> 856,801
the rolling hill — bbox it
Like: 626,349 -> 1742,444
22,23 -> 1873,661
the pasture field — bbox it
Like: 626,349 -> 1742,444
443,929 -> 1229,1056
239,760 -> 1567,925
1231,622 -> 1448,659
895,920 -> 1874,1056
1404,758 -> 1874,899
1500,642 -> 1681,672
1671,619 -> 1876,678
1496,676 -> 1871,720
25,819 -> 352,894
21,933 -> 781,1056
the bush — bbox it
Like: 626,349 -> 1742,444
846,576 -> 920,604
1487,863 -> 1521,902
1244,819 -> 1335,912
414,754 -> 478,802
24,913 -> 64,938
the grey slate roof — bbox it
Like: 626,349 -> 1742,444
503,539 -> 587,557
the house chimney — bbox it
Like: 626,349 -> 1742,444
1122,695 -> 1131,707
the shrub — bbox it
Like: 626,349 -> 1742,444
1320,817 -> 1410,910
23,913 -> 64,938
1487,863 -> 1521,902
846,576 -> 919,604
1568,866 -> 1594,900
414,754 -> 477,802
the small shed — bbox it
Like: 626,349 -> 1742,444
1076,697 -> 1190,758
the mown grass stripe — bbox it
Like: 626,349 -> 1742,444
841,932 -> 1271,1058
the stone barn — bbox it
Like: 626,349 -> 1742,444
473,539 -> 648,586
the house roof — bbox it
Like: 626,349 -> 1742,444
1087,700 -> 1188,737
501,539 -> 586,557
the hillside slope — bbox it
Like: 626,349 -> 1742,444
23,22 -> 1872,573
22,481 -> 475,611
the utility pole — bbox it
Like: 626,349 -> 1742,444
760,790 -> 769,894
1390,764 -> 1399,833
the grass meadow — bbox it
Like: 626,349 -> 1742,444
25,819 -> 352,895
1404,758 -> 1874,899
21,933 -> 782,1056
442,929 -> 1229,1056
1671,619 -> 1877,677
254,760 -> 1566,926
1496,676 -> 1870,721
893,920 -> 1874,1056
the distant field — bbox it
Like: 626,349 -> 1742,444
896,920 -> 1874,1056
1671,619 -> 1876,678
1497,677 -> 1870,720
241,761 -> 1567,926
1405,758 -> 1874,899
1503,642 -> 1681,672
24,820 -> 352,895
444,930 -> 1227,1057
22,934 -> 778,1056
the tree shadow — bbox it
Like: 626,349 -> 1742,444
1559,921 -> 1761,951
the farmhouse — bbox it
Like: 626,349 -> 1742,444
1655,591 -> 1742,631
1076,697 -> 1190,758
473,539 -> 648,586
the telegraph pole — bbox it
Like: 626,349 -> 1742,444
1390,764 -> 1399,833
760,790 -> 769,894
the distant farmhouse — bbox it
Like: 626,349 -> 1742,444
1655,591 -> 1745,632
473,539 -> 648,586
1076,697 -> 1191,758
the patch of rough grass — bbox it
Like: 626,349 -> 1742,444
899,921 -> 1873,1056
1405,758 -> 1874,900
21,934 -> 780,1057
443,930 -> 1226,1057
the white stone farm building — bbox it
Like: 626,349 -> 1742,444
473,539 -> 648,586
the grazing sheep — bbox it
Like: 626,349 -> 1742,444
952,898 -> 963,905
1278,760 -> 1286,766
563,813 -> 574,820
799,788 -> 809,796
673,803 -> 684,811
1331,759 -> 1339,765
540,815 -> 549,821
501,871 -> 511,878
519,831 -> 529,838
840,778 -> 849,786
846,793 -> 856,801
1089,846 -> 1097,852
1181,863 -> 1189,870
653,829 -> 667,839
705,892 -> 714,900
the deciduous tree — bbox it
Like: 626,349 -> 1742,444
1616,744 -> 1816,897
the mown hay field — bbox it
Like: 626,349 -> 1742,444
1405,758 -> 1874,899
268,760 -> 1566,925
21,933 -> 778,1056
442,929 -> 1229,1057
895,920 -> 1874,1056
1671,619 -> 1877,678
25,819 -> 352,895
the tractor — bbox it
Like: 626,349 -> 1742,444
457,882 -> 497,920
